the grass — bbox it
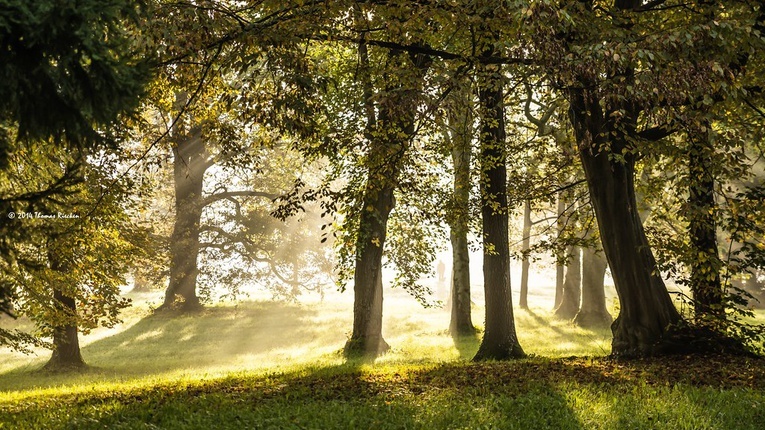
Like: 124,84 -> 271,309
1,288 -> 764,429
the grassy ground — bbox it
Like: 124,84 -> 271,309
1,288 -> 764,429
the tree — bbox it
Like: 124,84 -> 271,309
519,199 -> 532,310
473,21 -> 525,359
553,186 -> 584,320
555,246 -> 582,320
443,85 -> 477,336
0,0 -> 147,164
343,43 -> 432,357
1,146 -> 143,370
519,84 -> 577,312
554,194 -> 566,310
574,228 -> 613,328
163,94 -> 207,310
685,117 -> 725,324
0,0 -> 148,344
45,249 -> 86,370
136,0 -> 328,310
528,0 -> 765,355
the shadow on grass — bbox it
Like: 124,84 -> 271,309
2,360 -> 597,429
8,353 -> 765,429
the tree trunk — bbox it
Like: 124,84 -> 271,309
44,255 -> 86,371
344,46 -> 431,358
345,187 -> 392,357
473,59 -> 524,361
447,86 -> 476,337
687,122 -> 724,324
163,126 -> 206,312
574,243 -> 612,328
519,199 -> 531,310
570,88 -> 682,356
554,246 -> 581,320
554,194 -> 565,309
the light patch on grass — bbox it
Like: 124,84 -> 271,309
0,285 -> 617,395
132,328 -> 164,342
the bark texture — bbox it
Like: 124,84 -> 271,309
44,255 -> 86,371
554,194 -> 565,309
163,126 -> 206,311
687,122 -> 724,323
473,59 -> 524,361
570,86 -> 682,356
344,47 -> 431,358
44,290 -> 86,371
448,89 -> 476,336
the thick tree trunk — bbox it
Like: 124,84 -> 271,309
473,60 -> 524,361
554,246 -> 581,320
687,123 -> 724,323
345,185 -> 393,357
554,194 -> 565,309
447,87 -> 476,337
574,244 -> 612,328
519,199 -> 531,310
44,290 -> 86,371
569,86 -> 682,357
344,46 -> 431,358
44,255 -> 86,371
163,127 -> 206,312
571,99 -> 682,355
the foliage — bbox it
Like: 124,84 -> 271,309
0,0 -> 149,165
125,0 -> 335,304
0,0 -> 150,336
2,0 -> 765,360
0,145 -> 145,352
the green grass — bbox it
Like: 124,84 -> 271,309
1,290 -> 764,429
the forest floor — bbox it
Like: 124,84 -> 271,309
1,288 -> 764,429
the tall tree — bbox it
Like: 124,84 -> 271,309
163,111 -> 207,310
44,250 -> 86,370
554,193 -> 566,309
344,42 -> 432,357
686,118 -> 724,324
528,0 -> 688,355
535,0 -> 763,354
444,86 -> 477,336
0,0 -> 148,342
2,146 -> 143,370
141,0 -> 327,310
473,28 -> 525,360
